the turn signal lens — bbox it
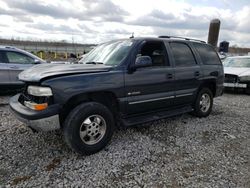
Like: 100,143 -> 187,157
24,101 -> 48,111
34,103 -> 48,111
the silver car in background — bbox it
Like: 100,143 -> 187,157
223,56 -> 250,94
0,46 -> 46,86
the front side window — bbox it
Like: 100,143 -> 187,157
138,41 -> 169,66
80,40 -> 134,66
6,51 -> 34,64
194,43 -> 221,65
170,42 -> 196,67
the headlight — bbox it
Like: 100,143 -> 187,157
27,86 -> 53,96
239,76 -> 250,82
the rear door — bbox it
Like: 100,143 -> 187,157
124,40 -> 176,115
5,51 -> 35,84
168,41 -> 202,106
0,51 -> 11,85
193,43 -> 224,93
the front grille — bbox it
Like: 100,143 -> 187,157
224,74 -> 238,83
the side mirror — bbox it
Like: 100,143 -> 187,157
134,56 -> 152,68
34,59 -> 41,64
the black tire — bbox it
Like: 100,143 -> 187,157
246,84 -> 250,95
192,88 -> 213,117
63,102 -> 115,155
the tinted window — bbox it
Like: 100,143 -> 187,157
0,51 -> 5,63
139,41 -> 169,66
170,42 -> 196,66
6,51 -> 34,64
194,43 -> 221,65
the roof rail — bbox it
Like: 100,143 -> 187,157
0,45 -> 16,49
158,36 -> 206,43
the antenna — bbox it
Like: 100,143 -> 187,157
130,32 -> 134,39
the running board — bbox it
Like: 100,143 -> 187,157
121,106 -> 193,127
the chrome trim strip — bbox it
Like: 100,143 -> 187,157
176,93 -> 193,98
129,96 -> 175,105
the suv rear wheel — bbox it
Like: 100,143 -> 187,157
192,88 -> 213,117
63,102 -> 115,155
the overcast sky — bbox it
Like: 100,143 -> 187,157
0,0 -> 250,47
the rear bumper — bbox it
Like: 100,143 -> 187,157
9,94 -> 61,131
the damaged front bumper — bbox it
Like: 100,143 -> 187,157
9,94 -> 61,132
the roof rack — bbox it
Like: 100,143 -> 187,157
0,45 -> 16,49
158,36 -> 206,43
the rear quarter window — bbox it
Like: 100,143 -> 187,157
193,43 -> 221,65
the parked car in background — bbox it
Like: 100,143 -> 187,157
223,56 -> 250,94
0,46 -> 46,87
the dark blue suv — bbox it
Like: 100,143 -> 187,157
10,36 -> 224,155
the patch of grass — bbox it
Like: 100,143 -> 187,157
45,158 -> 61,171
11,176 -> 32,186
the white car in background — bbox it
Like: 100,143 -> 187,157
223,56 -> 250,94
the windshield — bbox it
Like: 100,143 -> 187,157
223,57 -> 250,68
79,40 -> 133,66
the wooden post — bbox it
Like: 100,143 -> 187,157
39,51 -> 43,59
208,19 -> 221,48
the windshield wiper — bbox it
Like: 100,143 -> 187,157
85,61 -> 104,65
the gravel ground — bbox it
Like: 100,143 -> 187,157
0,93 -> 249,187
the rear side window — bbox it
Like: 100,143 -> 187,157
193,43 -> 221,65
170,42 -> 196,67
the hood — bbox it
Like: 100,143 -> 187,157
224,67 -> 250,77
19,64 -> 112,82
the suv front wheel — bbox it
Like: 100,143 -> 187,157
192,88 -> 213,117
63,102 -> 115,155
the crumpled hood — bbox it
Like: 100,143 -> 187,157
19,64 -> 112,82
224,67 -> 250,77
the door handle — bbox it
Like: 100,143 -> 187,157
166,73 -> 173,79
210,71 -> 218,77
194,71 -> 200,77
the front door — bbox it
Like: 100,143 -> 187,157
124,40 -> 175,115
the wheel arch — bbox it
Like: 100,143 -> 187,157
59,91 -> 120,125
199,79 -> 216,97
